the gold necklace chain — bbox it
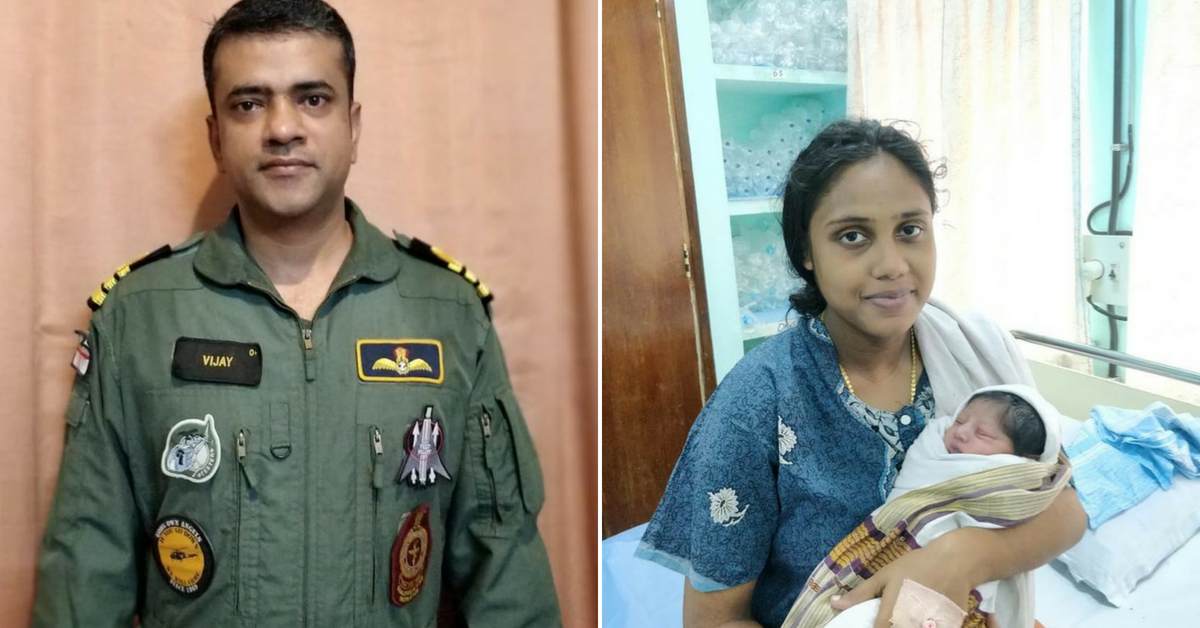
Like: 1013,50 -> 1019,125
821,312 -> 917,405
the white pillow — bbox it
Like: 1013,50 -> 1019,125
1055,419 -> 1200,605
1059,417 -> 1083,440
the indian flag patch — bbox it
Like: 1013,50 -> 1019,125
72,331 -> 91,377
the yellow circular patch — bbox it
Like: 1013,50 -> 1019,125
153,516 -> 214,597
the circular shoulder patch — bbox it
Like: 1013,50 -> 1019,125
153,516 -> 215,597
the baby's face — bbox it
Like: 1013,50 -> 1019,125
944,399 -> 1016,455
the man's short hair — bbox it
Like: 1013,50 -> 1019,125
203,0 -> 355,112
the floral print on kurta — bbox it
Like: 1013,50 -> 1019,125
636,315 -> 932,628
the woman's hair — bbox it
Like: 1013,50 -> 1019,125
969,391 -> 1047,458
781,119 -> 944,316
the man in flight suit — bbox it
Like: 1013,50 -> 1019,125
32,0 -> 561,626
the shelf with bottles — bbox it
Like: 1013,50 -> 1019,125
708,1 -> 847,72
719,90 -> 846,201
731,212 -> 802,348
670,0 -> 848,380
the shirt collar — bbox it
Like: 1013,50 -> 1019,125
193,197 -> 401,289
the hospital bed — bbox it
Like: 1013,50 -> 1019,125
601,332 -> 1200,628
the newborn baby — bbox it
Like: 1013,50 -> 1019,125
810,385 -> 1065,628
943,390 -> 1048,459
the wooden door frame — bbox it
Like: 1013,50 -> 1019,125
661,0 -> 717,400
600,0 -> 718,538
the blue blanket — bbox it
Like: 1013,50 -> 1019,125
1066,403 -> 1200,528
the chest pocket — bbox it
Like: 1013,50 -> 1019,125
471,390 -> 545,539
353,385 -> 464,617
137,388 -> 262,624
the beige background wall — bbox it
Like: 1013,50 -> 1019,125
0,1 -> 597,626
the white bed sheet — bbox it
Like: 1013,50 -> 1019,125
1032,527 -> 1200,628
601,523 -> 1200,628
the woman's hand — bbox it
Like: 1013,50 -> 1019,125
832,487 -> 1086,628
829,531 -> 975,628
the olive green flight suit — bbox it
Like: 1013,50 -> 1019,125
33,201 -> 561,627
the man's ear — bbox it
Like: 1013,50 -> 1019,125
206,114 -> 225,173
349,101 -> 362,164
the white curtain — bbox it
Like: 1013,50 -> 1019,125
848,0 -> 1085,369
1125,1 -> 1200,405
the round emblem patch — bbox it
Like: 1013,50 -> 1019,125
390,504 -> 432,606
153,516 -> 215,597
160,414 -> 221,483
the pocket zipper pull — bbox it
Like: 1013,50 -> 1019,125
237,429 -> 257,490
371,426 -> 386,489
481,408 -> 492,439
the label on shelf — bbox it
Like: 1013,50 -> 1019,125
742,316 -> 798,342
728,198 -> 782,216
740,304 -> 800,342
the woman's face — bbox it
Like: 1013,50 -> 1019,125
804,153 -> 936,342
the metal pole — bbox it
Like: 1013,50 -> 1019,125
1012,330 -> 1200,388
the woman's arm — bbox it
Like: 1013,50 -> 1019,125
831,487 -> 1086,628
958,485 -> 1087,583
683,579 -> 763,628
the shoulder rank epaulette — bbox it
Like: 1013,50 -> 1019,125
393,231 -> 494,308
87,244 -> 173,311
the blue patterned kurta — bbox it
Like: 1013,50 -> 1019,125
636,315 -> 935,628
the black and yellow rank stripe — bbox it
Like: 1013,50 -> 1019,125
403,237 -> 494,308
87,244 -> 173,311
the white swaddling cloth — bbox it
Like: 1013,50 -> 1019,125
913,298 -> 1037,415
826,385 -> 1064,628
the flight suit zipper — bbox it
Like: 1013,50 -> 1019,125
299,322 -> 314,624
301,327 -> 315,381
370,426 -> 385,604
481,407 -> 501,525
235,429 -> 257,614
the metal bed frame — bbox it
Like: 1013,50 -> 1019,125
1012,330 -> 1200,387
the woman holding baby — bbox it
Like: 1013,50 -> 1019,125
636,119 -> 1085,628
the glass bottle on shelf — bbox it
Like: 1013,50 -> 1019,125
708,0 -> 847,71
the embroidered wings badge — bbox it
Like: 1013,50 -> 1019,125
372,347 -> 434,376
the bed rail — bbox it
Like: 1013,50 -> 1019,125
1011,330 -> 1200,388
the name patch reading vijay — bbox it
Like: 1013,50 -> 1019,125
172,337 -> 262,386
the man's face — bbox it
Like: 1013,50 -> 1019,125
206,32 -> 361,221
